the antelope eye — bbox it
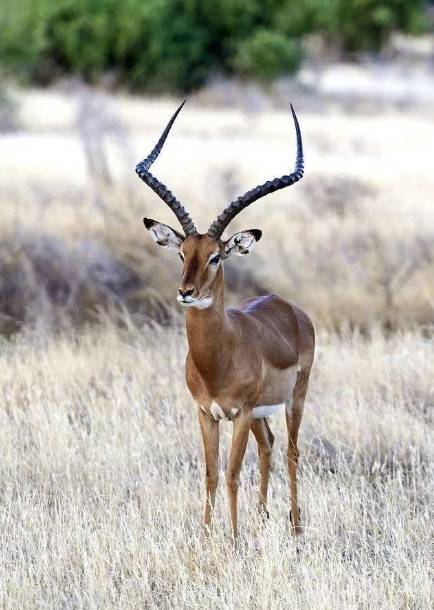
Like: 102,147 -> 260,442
179,253 -> 184,261
209,255 -> 221,265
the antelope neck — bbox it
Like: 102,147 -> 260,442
185,268 -> 232,380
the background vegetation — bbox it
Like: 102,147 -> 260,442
0,0 -> 427,91
1,90 -> 433,334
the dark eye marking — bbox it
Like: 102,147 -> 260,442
209,255 -> 221,265
179,253 -> 185,261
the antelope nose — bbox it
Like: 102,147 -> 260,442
178,287 -> 194,299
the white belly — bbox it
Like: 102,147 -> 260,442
252,403 -> 285,419
206,401 -> 291,421
252,365 -> 299,419
204,366 -> 299,421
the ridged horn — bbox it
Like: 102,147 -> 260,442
135,100 -> 197,236
208,104 -> 304,240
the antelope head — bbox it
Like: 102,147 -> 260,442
136,101 -> 304,309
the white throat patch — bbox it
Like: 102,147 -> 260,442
177,295 -> 213,309
191,296 -> 213,309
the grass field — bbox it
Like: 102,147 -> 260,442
0,79 -> 433,608
0,322 -> 432,608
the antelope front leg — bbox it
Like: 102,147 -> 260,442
198,407 -> 219,529
226,411 -> 252,538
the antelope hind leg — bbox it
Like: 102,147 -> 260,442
250,417 -> 274,518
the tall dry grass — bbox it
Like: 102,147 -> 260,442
0,321 -> 432,608
0,83 -> 433,608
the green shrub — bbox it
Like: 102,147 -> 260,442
319,0 -> 427,52
233,29 -> 301,79
0,0 -> 50,81
0,0 -> 427,92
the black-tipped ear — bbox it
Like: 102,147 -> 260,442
143,217 -> 156,230
143,218 -> 184,250
250,229 -> 262,242
223,229 -> 262,258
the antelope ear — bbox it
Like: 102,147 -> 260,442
223,229 -> 262,258
143,218 -> 184,250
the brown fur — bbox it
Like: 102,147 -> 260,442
177,233 -> 315,536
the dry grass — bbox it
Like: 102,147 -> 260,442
0,81 -> 433,607
0,321 -> 432,609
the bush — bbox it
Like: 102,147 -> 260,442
0,0 -> 50,81
0,0 -> 427,92
233,29 -> 301,79
313,0 -> 426,53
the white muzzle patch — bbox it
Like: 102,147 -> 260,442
177,295 -> 213,309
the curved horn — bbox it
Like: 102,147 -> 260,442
135,100 -> 197,236
208,104 -> 304,240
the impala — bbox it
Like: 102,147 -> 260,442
136,101 -> 315,537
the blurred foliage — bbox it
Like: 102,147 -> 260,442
233,29 -> 301,79
0,0 -> 426,91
